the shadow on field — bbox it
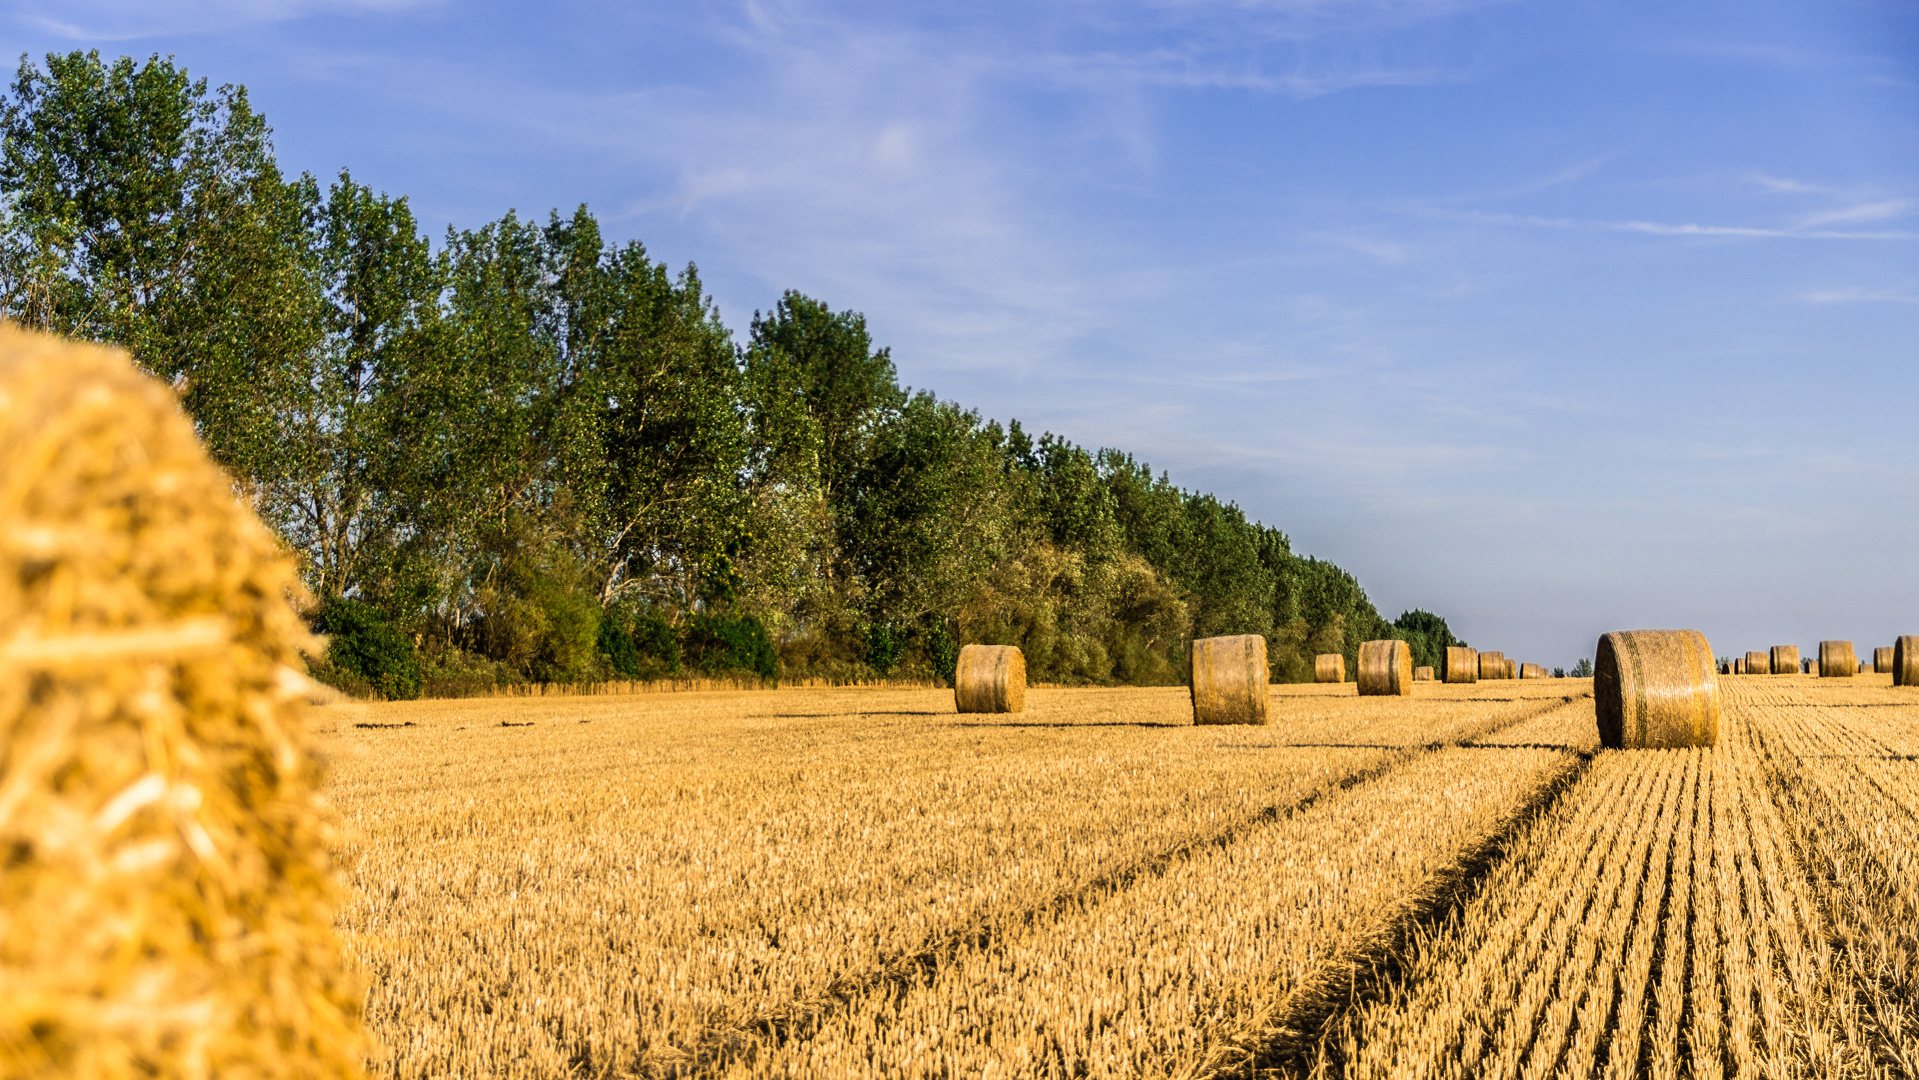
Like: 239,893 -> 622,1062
1230,741 -> 1594,753
953,721 -> 1188,729
762,711 -> 947,718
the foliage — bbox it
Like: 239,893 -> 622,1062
0,50 -> 1461,693
314,595 -> 422,700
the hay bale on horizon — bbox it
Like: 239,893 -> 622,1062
1357,639 -> 1414,697
955,644 -> 1026,713
1875,646 -> 1894,673
1190,635 -> 1269,724
1314,653 -> 1346,683
1896,637 -> 1919,687
1771,644 -> 1799,676
1504,658 -> 1518,680
1818,641 -> 1857,679
1444,646 -> 1478,684
1414,665 -> 1435,681
1595,629 -> 1720,749
1745,650 -> 1769,675
1520,663 -> 1547,679
0,325 -> 367,1076
1733,658 -> 1744,674
1478,651 -> 1506,680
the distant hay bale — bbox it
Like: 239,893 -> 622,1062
1313,653 -> 1346,683
1875,646 -> 1894,673
1745,650 -> 1769,675
1896,637 -> 1919,687
1189,635 -> 1268,724
0,325 -> 367,1076
1594,629 -> 1720,749
1357,639 -> 1414,697
954,644 -> 1026,713
1733,658 -> 1744,674
1818,641 -> 1856,678
1504,659 -> 1518,680
1414,665 -> 1435,681
1444,646 -> 1477,684
1478,651 -> 1506,680
1520,663 -> 1547,679
1771,645 -> 1799,676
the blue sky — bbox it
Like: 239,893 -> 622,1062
8,0 -> 1917,668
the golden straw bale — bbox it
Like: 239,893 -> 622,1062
1520,663 -> 1547,679
1477,651 -> 1505,680
1896,637 -> 1919,687
1733,658 -> 1744,674
1818,640 -> 1856,678
1189,635 -> 1268,724
954,644 -> 1026,713
1357,639 -> 1414,696
1413,665 -> 1434,681
1443,645 -> 1477,684
1504,659 -> 1518,680
0,326 -> 366,1077
1771,644 -> 1799,676
1313,653 -> 1346,683
1744,650 -> 1769,675
1594,629 -> 1720,749
1876,646 -> 1894,674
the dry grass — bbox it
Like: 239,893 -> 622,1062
320,682 -> 1578,1077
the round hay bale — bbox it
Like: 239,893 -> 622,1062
954,644 -> 1026,713
1477,651 -> 1505,680
1443,646 -> 1478,684
1771,644 -> 1799,676
1357,639 -> 1414,696
0,326 -> 367,1075
1745,650 -> 1769,675
1875,646 -> 1894,674
1733,658 -> 1744,674
1504,658 -> 1518,680
1594,629 -> 1720,749
1313,653 -> 1346,683
1520,663 -> 1547,679
1896,636 -> 1919,687
1189,635 -> 1269,724
1413,665 -> 1435,681
1818,640 -> 1856,678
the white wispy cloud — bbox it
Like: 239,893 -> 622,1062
1437,209 -> 1919,241
10,0 -> 430,41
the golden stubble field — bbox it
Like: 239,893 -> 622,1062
316,674 -> 1919,1079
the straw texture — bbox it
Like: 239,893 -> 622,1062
1357,639 -> 1414,697
1744,650 -> 1769,675
1443,645 -> 1477,684
0,325 -> 367,1078
1771,644 -> 1799,677
1818,640 -> 1856,679
1896,637 -> 1919,687
1188,635 -> 1268,724
1876,646 -> 1894,674
1520,663 -> 1547,680
1504,659 -> 1518,680
1313,653 -> 1345,684
1594,629 -> 1720,749
1477,651 -> 1506,680
1413,666 -> 1434,681
954,644 -> 1026,713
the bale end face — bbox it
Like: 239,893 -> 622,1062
1357,639 -> 1414,696
1444,646 -> 1478,684
955,644 -> 1027,713
1190,635 -> 1269,724
1818,640 -> 1856,678
1313,653 -> 1346,684
1895,637 -> 1919,687
1594,629 -> 1720,749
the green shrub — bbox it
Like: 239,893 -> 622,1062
313,596 -> 421,700
682,613 -> 777,680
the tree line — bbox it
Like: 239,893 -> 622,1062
0,51 -> 1466,697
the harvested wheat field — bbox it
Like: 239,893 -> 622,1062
318,672 -> 1919,1079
